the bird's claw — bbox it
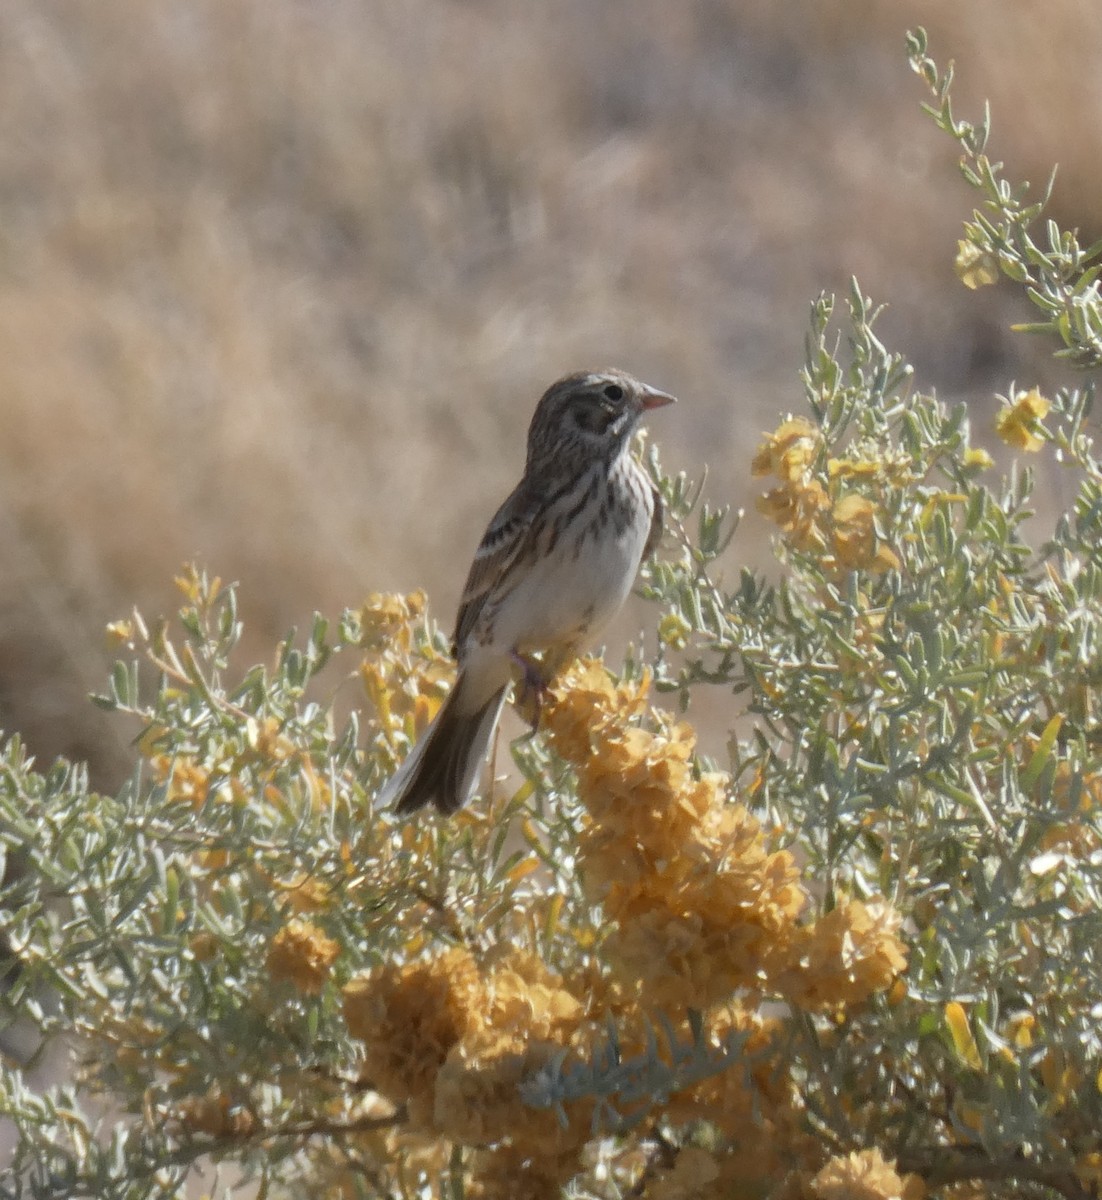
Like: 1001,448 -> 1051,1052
511,651 -> 551,732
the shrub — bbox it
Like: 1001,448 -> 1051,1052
1,30 -> 1100,1200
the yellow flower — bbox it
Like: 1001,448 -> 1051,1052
105,619 -> 135,647
963,446 -> 994,470
643,1132 -> 804,1199
751,417 -> 821,481
274,872 -> 334,915
151,756 -> 211,809
944,1001 -> 983,1070
266,919 -> 340,994
995,387 -> 1050,451
544,658 -> 649,764
1005,1012 -> 1036,1049
756,479 -> 830,551
343,947 -> 482,1127
827,457 -> 884,480
828,495 -> 901,573
584,799 -> 807,1010
658,611 -> 692,650
174,564 -> 222,605
1040,1045 -> 1081,1112
954,238 -> 999,289
358,590 -> 426,651
665,1006 -> 790,1141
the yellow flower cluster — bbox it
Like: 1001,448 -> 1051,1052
465,1144 -> 583,1200
752,419 -> 900,573
546,661 -> 805,1008
358,589 -> 427,649
544,661 -> 909,1015
753,418 -> 831,551
954,238 -> 999,290
149,754 -> 221,809
660,1004 -> 806,1187
642,1145 -> 736,1200
174,1087 -> 256,1138
265,919 -> 340,995
338,635 -> 910,1193
776,899 -> 909,1011
343,946 -> 481,1128
995,386 -> 1050,451
809,1147 -> 923,1200
146,712 -> 332,816
640,1140 -> 923,1200
357,591 -> 453,760
342,946 -> 591,1156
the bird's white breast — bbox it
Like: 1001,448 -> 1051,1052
475,457 -> 653,658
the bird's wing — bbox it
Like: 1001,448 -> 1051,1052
452,479 -> 538,653
643,480 -> 665,561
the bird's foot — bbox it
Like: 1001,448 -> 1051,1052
511,651 -> 551,734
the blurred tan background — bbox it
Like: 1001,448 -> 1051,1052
1,0 -> 1098,787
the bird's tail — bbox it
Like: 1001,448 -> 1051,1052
380,676 -> 508,816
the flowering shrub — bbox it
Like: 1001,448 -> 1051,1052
2,31 -> 1101,1200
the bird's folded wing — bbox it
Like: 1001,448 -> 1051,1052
452,480 -> 537,652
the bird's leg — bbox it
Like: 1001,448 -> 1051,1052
511,643 -> 583,735
538,643 -> 578,684
511,650 -> 552,733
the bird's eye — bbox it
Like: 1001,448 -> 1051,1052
603,383 -> 624,402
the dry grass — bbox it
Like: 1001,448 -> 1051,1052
0,0 -> 1098,783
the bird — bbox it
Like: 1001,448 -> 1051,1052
380,368 -> 676,816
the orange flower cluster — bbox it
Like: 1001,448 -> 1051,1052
544,660 -> 908,1015
266,919 -> 340,995
643,1145 -> 732,1200
828,495 -> 901,574
752,418 -> 900,573
546,661 -> 806,1008
342,946 -> 591,1156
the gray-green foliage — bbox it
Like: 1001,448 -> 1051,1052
1,27 -> 1101,1200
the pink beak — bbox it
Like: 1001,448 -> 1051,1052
640,385 -> 677,411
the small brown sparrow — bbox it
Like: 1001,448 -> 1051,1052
380,369 -> 675,816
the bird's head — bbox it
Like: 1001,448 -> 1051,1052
527,369 -> 676,469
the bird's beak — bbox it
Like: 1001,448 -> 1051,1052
639,386 -> 677,411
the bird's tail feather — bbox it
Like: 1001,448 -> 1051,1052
382,679 -> 508,815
